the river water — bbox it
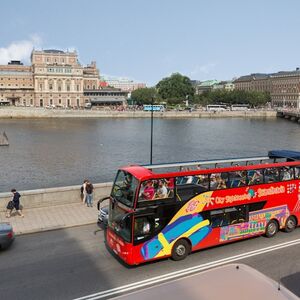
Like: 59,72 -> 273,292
0,117 -> 299,192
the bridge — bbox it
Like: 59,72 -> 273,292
277,109 -> 300,123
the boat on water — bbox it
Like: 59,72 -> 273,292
0,131 -> 9,146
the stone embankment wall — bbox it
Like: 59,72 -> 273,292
0,182 -> 113,212
0,107 -> 277,118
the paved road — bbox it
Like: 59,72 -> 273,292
0,224 -> 300,300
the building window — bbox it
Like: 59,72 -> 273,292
49,84 -> 53,90
40,99 -> 43,107
77,85 -> 80,91
77,98 -> 80,107
59,99 -> 61,104
66,85 -> 70,91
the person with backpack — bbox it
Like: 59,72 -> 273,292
6,188 -> 24,218
85,180 -> 94,207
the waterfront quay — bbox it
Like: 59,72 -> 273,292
0,107 -> 276,119
0,182 -> 112,235
277,109 -> 300,123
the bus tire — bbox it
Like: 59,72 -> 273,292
284,216 -> 297,233
265,220 -> 278,238
171,239 -> 190,261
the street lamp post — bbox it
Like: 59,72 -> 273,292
150,97 -> 154,165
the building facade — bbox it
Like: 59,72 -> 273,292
0,49 -> 102,108
101,76 -> 146,92
234,69 -> 300,109
0,61 -> 34,106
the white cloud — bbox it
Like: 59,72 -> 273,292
190,62 -> 217,77
0,35 -> 42,65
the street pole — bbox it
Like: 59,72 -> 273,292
150,97 -> 154,165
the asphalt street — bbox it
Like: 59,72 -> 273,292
0,224 -> 300,300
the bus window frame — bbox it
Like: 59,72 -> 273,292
136,178 -> 176,208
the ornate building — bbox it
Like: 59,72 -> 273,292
0,49 -> 101,107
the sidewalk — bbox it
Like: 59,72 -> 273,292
0,202 -> 99,235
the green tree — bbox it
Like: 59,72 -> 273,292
130,87 -> 157,105
156,73 -> 194,102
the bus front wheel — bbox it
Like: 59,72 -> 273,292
171,239 -> 190,261
284,216 -> 297,233
265,220 -> 278,238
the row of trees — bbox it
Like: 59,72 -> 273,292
130,73 -> 271,107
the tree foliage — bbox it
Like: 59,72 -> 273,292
130,87 -> 158,105
193,90 -> 271,107
156,73 -> 194,102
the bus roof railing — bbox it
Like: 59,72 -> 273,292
142,156 -> 270,170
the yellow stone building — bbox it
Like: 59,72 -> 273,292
0,49 -> 100,108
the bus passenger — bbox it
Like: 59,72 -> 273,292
141,181 -> 155,200
156,180 -> 168,198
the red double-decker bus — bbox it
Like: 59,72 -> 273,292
103,150 -> 300,265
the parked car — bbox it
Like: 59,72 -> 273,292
97,196 -> 109,227
0,223 -> 14,250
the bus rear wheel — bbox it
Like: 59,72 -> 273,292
265,220 -> 278,238
284,216 -> 297,233
171,239 -> 190,261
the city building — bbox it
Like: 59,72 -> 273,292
0,61 -> 34,106
212,80 -> 235,91
194,80 -> 220,95
31,49 -> 85,108
0,49 -> 129,108
84,88 -> 128,106
234,73 -> 271,93
101,76 -> 146,92
270,69 -> 300,109
234,69 -> 300,109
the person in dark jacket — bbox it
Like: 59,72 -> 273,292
85,181 -> 94,207
6,188 -> 24,218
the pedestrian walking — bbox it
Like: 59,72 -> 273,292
80,179 -> 88,204
6,189 -> 24,218
85,180 -> 94,207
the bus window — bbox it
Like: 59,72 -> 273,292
264,167 -> 280,183
210,205 -> 247,227
228,171 -> 247,188
176,175 -> 208,201
247,169 -> 263,185
227,205 -> 247,224
154,179 -> 173,199
210,209 -> 229,227
210,173 -> 226,190
138,179 -> 175,203
280,167 -> 293,181
138,180 -> 156,201
249,201 -> 266,212
111,170 -> 138,207
294,166 -> 300,179
134,216 -> 154,242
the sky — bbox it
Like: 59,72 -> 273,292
1,0 -> 300,86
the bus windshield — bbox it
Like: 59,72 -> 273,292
111,170 -> 138,207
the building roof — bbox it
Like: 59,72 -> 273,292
43,49 -> 65,54
198,80 -> 220,87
